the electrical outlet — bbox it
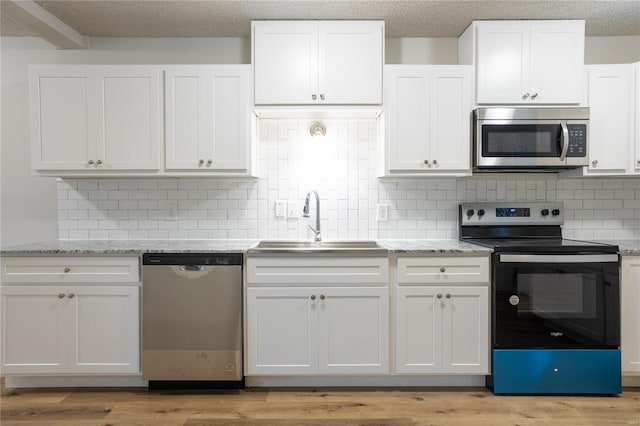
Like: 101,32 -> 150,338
275,200 -> 287,219
377,204 -> 389,222
287,201 -> 299,219
166,201 -> 178,221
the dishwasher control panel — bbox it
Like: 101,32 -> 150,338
143,253 -> 242,266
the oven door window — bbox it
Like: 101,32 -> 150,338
482,124 -> 562,157
494,262 -> 619,349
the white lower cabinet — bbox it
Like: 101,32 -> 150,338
0,256 -> 141,376
247,286 -> 389,375
395,256 -> 490,375
622,256 -> 640,375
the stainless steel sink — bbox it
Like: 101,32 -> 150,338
248,240 -> 388,254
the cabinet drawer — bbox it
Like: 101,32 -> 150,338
247,257 -> 389,284
397,256 -> 489,285
1,257 -> 140,283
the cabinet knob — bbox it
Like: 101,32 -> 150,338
636,159 -> 640,166
64,267 -> 71,273
88,160 -> 94,165
320,294 -> 326,300
96,159 -> 102,165
320,93 -> 325,101
440,267 -> 446,273
522,92 -> 530,99
445,293 -> 451,299
207,159 -> 212,166
312,94 -> 317,100
310,295 -> 316,300
437,293 -> 443,299
198,159 -> 204,166
432,160 -> 438,165
531,93 -> 538,100
592,159 -> 598,167
58,293 -> 65,299
68,293 -> 75,299
424,159 -> 429,165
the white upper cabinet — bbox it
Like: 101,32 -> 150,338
634,63 -> 640,174
584,64 -> 633,175
30,65 -> 161,173
253,21 -> 383,105
384,66 -> 473,176
469,20 -> 584,104
165,65 -> 252,174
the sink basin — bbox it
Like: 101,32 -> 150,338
248,240 -> 387,254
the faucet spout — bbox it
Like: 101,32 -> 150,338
303,190 -> 321,242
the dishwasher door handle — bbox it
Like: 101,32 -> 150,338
178,265 -> 206,272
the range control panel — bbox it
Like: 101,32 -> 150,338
460,202 -> 564,226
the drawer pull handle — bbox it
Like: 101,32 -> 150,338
437,294 -> 443,299
445,293 -> 451,299
320,294 -> 326,300
440,267 -> 446,273
64,267 -> 71,273
58,293 -> 65,299
68,293 -> 75,299
310,295 -> 316,300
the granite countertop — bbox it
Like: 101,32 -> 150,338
0,239 -> 492,256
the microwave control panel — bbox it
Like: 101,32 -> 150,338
566,124 -> 587,157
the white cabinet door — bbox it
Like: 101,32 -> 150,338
386,67 -> 430,171
246,287 -> 318,375
68,286 -> 139,374
165,66 -> 251,172
96,66 -> 160,170
318,21 -> 383,104
634,64 -> 640,174
476,20 -> 584,104
441,286 -> 489,374
476,22 -> 529,104
396,286 -> 441,374
622,256 -> 640,375
429,67 -> 473,171
29,66 -> 96,170
385,66 -> 473,174
253,22 -> 318,105
1,286 -> 68,374
318,287 -> 389,374
529,21 -> 584,104
586,65 -> 632,174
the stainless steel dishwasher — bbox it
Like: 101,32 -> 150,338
142,253 -> 243,389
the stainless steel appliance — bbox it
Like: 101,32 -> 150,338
142,253 -> 243,389
459,202 -> 621,395
473,107 -> 589,171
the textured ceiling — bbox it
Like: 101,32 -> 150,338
1,0 -> 639,38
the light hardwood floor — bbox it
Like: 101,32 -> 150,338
1,380 -> 639,426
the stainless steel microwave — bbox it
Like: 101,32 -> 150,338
473,107 -> 589,171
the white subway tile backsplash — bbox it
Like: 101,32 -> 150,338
56,119 -> 640,240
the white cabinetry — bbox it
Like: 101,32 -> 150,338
583,64 -> 634,176
622,256 -> 640,375
395,256 -> 490,375
461,20 -> 584,104
634,63 -> 640,174
0,257 -> 140,375
253,21 -> 383,105
30,65 -> 161,174
384,66 -> 473,176
245,256 -> 389,376
164,65 -> 252,174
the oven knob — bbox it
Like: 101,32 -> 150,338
477,209 -> 485,217
541,209 -> 550,216
466,209 -> 474,217
552,209 -> 561,216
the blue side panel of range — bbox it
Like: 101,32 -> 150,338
493,349 -> 621,395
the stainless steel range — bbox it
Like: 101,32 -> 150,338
459,202 -> 621,395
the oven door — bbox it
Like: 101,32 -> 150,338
476,120 -> 568,168
493,253 -> 620,349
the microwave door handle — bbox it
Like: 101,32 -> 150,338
559,122 -> 569,162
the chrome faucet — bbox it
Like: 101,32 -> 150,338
302,190 -> 321,242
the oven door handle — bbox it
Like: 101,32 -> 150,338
499,254 -> 619,263
559,122 -> 570,162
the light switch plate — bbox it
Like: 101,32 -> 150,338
377,204 -> 389,221
275,200 -> 287,219
287,201 -> 299,219
166,201 -> 178,221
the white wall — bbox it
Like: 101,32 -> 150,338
2,34 -> 639,246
